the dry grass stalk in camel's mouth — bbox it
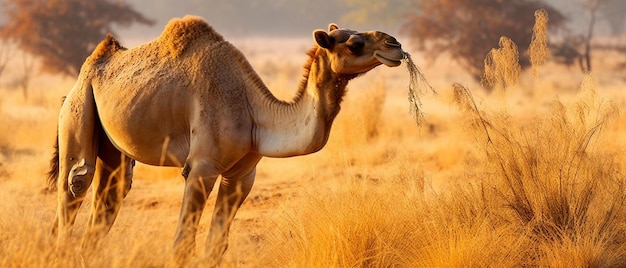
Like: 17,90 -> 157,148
403,52 -> 436,127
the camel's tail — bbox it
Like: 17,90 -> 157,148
46,96 -> 66,192
46,135 -> 59,192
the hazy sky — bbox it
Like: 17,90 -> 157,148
106,0 -> 624,44
114,0 -> 353,39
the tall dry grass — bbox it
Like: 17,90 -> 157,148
455,79 -> 625,265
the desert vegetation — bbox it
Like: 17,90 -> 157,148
1,4 -> 626,268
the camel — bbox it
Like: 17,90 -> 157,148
48,15 -> 405,263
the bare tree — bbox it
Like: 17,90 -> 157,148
551,0 -> 626,72
581,0 -> 604,72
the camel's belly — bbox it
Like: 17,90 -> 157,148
99,116 -> 190,167
101,120 -> 190,167
94,88 -> 192,167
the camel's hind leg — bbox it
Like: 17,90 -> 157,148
55,83 -> 99,248
81,134 -> 134,252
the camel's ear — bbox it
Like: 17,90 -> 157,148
328,23 -> 339,32
313,30 -> 333,49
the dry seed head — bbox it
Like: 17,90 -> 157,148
452,83 -> 474,113
576,74 -> 619,128
579,73 -> 598,97
576,74 -> 597,125
530,9 -> 550,77
452,83 -> 494,143
482,37 -> 521,90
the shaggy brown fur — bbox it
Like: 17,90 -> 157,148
86,34 -> 126,65
159,15 -> 224,57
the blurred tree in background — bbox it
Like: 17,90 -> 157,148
575,0 -> 626,72
0,0 -> 153,77
401,0 -> 566,82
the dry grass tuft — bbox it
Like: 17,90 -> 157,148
452,76 -> 626,266
258,174 -> 425,267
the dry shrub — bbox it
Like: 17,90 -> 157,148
453,77 -> 626,266
482,36 -> 521,90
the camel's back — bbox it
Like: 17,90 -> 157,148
88,15 -> 249,105
158,15 -> 224,57
87,15 -> 224,73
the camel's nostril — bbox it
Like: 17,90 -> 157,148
385,40 -> 402,48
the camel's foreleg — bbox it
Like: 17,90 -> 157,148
206,154 -> 260,261
173,159 -> 219,264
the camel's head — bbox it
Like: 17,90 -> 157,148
313,23 -> 404,75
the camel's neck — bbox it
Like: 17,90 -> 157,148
250,47 -> 354,157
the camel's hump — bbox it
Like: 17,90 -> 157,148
159,15 -> 224,57
86,34 -> 126,65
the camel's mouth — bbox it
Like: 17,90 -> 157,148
374,50 -> 404,67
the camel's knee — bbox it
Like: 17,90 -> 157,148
182,159 -> 220,193
68,158 -> 95,197
181,161 -> 191,180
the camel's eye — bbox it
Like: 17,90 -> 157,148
347,42 -> 363,53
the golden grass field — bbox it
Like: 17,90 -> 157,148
1,34 -> 626,267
